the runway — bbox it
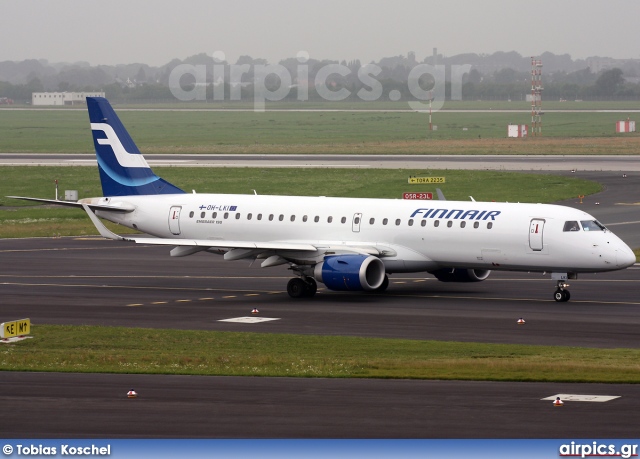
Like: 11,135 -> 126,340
1,237 -> 639,347
1,169 -> 640,438
2,153 -> 640,171
3,372 -> 640,438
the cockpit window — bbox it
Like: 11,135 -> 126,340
581,220 -> 606,231
563,221 -> 580,232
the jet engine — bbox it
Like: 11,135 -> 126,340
430,268 -> 491,282
314,254 -> 386,291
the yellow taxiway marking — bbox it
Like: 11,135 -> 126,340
245,293 -> 260,297
223,295 -> 237,299
127,304 -> 143,307
176,299 -> 191,303
151,301 -> 168,305
199,297 -> 215,301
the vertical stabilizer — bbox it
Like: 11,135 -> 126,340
87,97 -> 184,196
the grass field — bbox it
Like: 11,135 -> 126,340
1,108 -> 639,154
2,325 -> 639,383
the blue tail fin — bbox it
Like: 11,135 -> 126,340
87,97 -> 185,197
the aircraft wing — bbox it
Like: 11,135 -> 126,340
125,236 -> 318,251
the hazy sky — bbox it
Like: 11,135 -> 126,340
2,0 -> 639,66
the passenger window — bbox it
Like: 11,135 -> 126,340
235,213 -> 241,220
460,221 -> 466,228
247,213 -> 252,220
279,214 -> 284,221
212,212 -> 217,218
383,218 -> 388,225
434,220 -> 440,227
257,214 -> 262,220
290,215 -> 295,222
563,221 -> 580,232
224,212 -> 229,219
314,216 -> 319,223
328,216 -> 333,223
395,219 -> 401,226
369,218 -> 375,225
200,212 -> 205,218
420,220 -> 426,227
487,222 -> 493,229
473,222 -> 479,229
189,211 -> 194,218
408,219 -> 413,226
354,217 -> 360,224
269,214 -> 274,221
447,221 -> 453,228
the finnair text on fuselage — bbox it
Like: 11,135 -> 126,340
410,208 -> 501,220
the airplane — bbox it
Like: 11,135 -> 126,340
8,97 -> 636,302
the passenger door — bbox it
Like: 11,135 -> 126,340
529,218 -> 545,251
169,206 -> 182,235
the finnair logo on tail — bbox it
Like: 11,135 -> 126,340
91,123 -> 150,169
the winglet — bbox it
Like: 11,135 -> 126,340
81,204 -> 128,241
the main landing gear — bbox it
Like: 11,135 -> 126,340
553,280 -> 571,302
287,277 -> 317,298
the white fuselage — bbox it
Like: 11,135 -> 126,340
93,193 -> 636,274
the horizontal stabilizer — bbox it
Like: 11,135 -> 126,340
7,196 -> 134,212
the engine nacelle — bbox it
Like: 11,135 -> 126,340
430,268 -> 491,283
314,255 -> 386,291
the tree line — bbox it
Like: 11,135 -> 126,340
1,52 -> 638,103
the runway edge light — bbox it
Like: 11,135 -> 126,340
517,318 -> 525,325
553,397 -> 564,407
127,389 -> 138,398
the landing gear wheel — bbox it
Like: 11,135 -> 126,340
287,278 -> 317,298
287,278 -> 307,298
553,289 -> 570,302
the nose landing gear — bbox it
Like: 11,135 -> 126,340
551,272 -> 575,302
553,281 -> 570,302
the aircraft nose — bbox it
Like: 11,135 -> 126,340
617,244 -> 637,268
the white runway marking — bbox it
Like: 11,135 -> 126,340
218,317 -> 280,324
542,394 -> 620,402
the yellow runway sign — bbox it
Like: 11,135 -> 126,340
408,177 -> 445,184
1,318 -> 30,338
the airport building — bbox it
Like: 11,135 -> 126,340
32,91 -> 105,106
